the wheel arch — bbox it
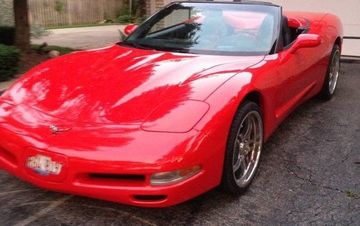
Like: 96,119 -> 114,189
240,90 -> 268,136
193,78 -> 272,189
335,36 -> 342,51
199,79 -> 272,141
321,13 -> 343,51
242,91 -> 263,112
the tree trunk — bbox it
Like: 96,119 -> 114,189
13,0 -> 30,52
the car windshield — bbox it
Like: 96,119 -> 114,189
123,2 -> 281,56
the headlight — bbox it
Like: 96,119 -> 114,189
150,165 -> 201,186
141,100 -> 209,133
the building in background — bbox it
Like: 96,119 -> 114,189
146,0 -> 360,57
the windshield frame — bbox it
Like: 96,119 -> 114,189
122,1 -> 282,56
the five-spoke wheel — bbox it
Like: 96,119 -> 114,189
221,101 -> 263,193
232,110 -> 263,188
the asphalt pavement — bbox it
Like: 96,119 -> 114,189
0,63 -> 359,226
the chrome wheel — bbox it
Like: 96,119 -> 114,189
232,111 -> 263,188
328,49 -> 340,95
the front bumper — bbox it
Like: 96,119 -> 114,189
0,126 -> 218,207
0,103 -> 223,207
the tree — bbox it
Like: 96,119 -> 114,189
13,0 -> 30,52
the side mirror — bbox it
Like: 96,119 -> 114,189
290,34 -> 321,53
124,24 -> 138,36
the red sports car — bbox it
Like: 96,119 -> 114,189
0,1 -> 342,207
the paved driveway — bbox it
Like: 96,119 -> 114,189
0,63 -> 359,226
32,25 -> 124,50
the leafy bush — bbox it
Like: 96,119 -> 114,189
0,26 -> 15,45
117,14 -> 133,23
0,44 -> 20,81
116,7 -> 134,24
115,3 -> 147,24
54,0 -> 65,13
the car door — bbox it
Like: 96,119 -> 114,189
273,16 -> 321,121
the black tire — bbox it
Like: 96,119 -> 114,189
319,44 -> 341,100
221,101 -> 263,194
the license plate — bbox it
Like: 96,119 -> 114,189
26,154 -> 63,176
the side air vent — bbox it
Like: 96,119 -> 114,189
88,173 -> 145,181
133,195 -> 167,202
75,173 -> 146,187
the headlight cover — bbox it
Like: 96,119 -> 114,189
150,165 -> 201,186
141,100 -> 209,133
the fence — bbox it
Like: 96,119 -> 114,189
29,0 -> 126,27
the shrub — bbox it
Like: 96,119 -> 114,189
117,14 -> 133,24
116,7 -> 134,24
0,26 -> 15,45
0,44 -> 20,82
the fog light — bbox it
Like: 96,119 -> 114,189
150,165 -> 201,186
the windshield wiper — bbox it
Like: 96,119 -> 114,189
120,41 -> 192,54
153,46 -> 190,53
119,41 -> 154,50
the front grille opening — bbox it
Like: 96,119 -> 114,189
88,173 -> 145,181
0,146 -> 17,167
75,173 -> 147,187
133,195 -> 167,202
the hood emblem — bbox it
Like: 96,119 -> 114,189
49,125 -> 71,134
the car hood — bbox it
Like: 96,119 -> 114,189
4,45 -> 264,124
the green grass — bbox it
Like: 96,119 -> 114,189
345,190 -> 359,199
31,44 -> 77,55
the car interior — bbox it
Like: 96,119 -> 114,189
128,3 -> 311,55
146,12 -> 308,52
144,10 -> 278,53
279,16 -> 307,50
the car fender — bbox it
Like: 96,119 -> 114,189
190,72 -> 262,186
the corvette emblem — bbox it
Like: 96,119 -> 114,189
49,125 -> 71,134
26,154 -> 63,176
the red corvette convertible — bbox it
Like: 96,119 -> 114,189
0,1 -> 342,207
